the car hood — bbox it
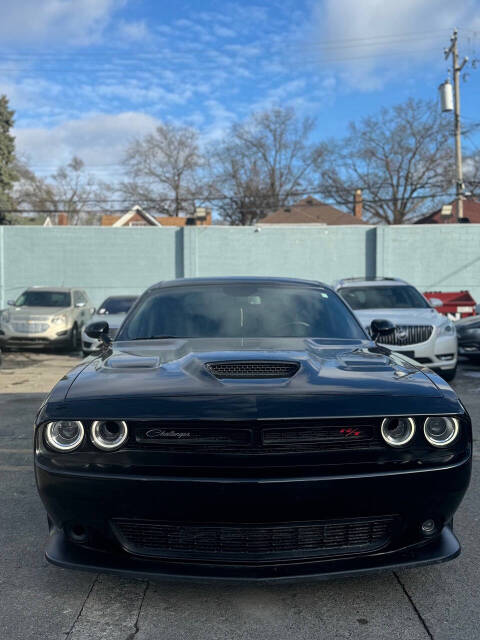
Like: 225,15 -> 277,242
44,337 -> 461,420
7,305 -> 69,319
354,307 -> 443,329
455,315 -> 480,328
86,313 -> 126,330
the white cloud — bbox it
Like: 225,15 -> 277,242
311,0 -> 480,88
116,19 -> 150,43
213,25 -> 236,38
15,112 -> 160,171
0,0 -> 125,45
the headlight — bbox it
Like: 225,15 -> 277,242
52,314 -> 67,325
91,420 -> 128,450
424,416 -> 459,447
439,321 -> 456,336
381,417 -> 415,446
45,420 -> 84,451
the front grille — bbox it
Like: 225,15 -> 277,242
11,321 -> 49,333
378,325 -> 433,346
135,426 -> 251,449
112,517 -> 395,561
206,361 -> 299,379
129,420 -> 380,453
263,426 -> 373,446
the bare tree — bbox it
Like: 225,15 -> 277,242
121,123 -> 203,216
464,150 -> 480,198
207,146 -> 273,226
317,99 -> 455,224
16,157 -> 105,224
209,107 -> 321,225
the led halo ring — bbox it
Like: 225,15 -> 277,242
424,416 -> 459,447
91,420 -> 128,451
45,420 -> 85,452
380,417 -> 416,447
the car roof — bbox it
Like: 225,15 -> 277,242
148,276 -> 331,292
334,277 -> 409,289
102,295 -> 138,300
25,286 -> 76,292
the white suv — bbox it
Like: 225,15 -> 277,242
0,287 -> 94,351
334,278 -> 457,381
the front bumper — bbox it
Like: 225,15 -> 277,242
81,332 -> 100,353
458,328 -> 480,356
0,324 -> 71,348
35,454 -> 471,580
45,523 -> 460,582
389,332 -> 457,371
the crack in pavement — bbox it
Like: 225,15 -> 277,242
394,571 -> 434,639
125,581 -> 149,640
63,574 -> 149,640
65,574 -> 99,640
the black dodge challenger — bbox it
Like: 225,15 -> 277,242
34,277 -> 472,581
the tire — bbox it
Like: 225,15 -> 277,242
441,366 -> 457,382
68,324 -> 80,352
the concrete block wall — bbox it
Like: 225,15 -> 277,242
0,226 -> 181,307
182,226 -> 376,281
376,226 -> 480,301
0,224 -> 479,308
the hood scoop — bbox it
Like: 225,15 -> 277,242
206,361 -> 300,379
104,356 -> 160,369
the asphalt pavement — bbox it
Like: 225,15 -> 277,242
0,352 -> 478,640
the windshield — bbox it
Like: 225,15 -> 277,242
338,285 -> 430,310
98,297 -> 137,315
15,290 -> 71,308
117,284 -> 365,340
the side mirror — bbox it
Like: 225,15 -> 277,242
370,318 -> 395,341
7,300 -> 15,306
85,320 -> 111,346
429,298 -> 443,308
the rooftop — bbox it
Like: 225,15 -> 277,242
261,196 -> 366,225
415,199 -> 480,224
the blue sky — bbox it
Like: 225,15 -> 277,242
2,0 -> 480,183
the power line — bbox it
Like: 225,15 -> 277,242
2,188 -> 473,215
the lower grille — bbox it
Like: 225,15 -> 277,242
378,325 -> 433,346
112,517 -> 394,561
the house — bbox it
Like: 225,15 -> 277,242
260,193 -> 366,225
415,199 -> 480,224
101,205 -> 212,227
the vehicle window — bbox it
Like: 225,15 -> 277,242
117,285 -> 365,340
338,285 -> 430,310
73,291 -> 82,305
77,291 -> 87,303
15,290 -> 71,308
98,297 -> 137,315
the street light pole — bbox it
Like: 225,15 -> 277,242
444,29 -> 468,221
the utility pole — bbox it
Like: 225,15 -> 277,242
444,29 -> 468,221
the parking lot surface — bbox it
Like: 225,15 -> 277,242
0,351 -> 478,640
